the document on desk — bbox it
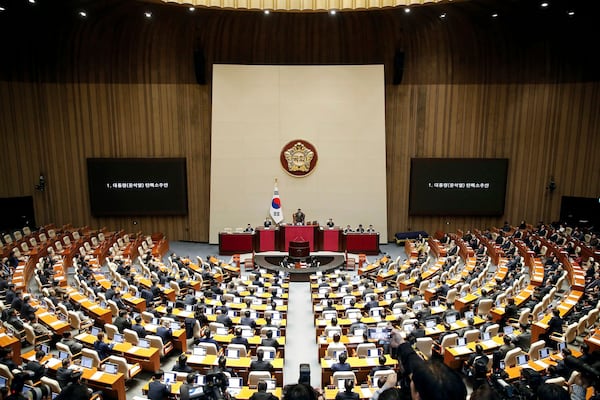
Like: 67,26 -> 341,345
534,360 -> 549,369
91,371 -> 104,381
323,359 -> 333,367
38,312 -> 50,317
129,346 -> 140,352
361,388 -> 373,398
453,346 -> 472,355
46,358 -> 62,368
50,320 -> 64,327
482,340 -> 497,348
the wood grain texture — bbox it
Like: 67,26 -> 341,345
0,1 -> 598,241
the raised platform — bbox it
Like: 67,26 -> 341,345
253,252 -> 346,282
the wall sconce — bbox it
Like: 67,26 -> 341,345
35,174 -> 46,192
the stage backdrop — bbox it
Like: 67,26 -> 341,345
209,65 -> 387,244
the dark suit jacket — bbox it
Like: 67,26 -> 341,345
147,380 -> 170,400
250,359 -> 273,372
250,392 -> 279,400
132,323 -> 147,338
335,391 -> 359,400
25,360 -> 47,381
261,338 -> 279,348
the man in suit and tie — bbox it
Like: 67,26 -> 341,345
147,371 -> 171,400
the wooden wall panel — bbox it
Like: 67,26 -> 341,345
0,1 -> 598,241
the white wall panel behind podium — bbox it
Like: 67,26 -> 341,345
210,65 -> 387,244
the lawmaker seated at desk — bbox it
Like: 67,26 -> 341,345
293,209 -> 305,225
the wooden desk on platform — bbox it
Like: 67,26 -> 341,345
443,337 -> 504,369
321,355 -> 397,385
69,291 -> 113,326
219,232 -> 254,255
343,233 -> 380,255
0,332 -> 21,365
321,228 -> 342,252
143,382 -> 284,400
186,354 -> 285,386
75,332 -> 161,373
281,225 -> 318,251
21,351 -> 126,400
585,328 -> 600,353
256,227 -> 277,252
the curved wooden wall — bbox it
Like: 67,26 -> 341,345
0,0 -> 598,241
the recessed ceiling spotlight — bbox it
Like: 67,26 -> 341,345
144,11 -> 152,18
188,7 -> 195,12
540,2 -> 549,8
264,9 -> 270,15
567,10 -> 575,16
28,0 -> 35,3
0,6 -> 5,11
491,13 -> 498,18
329,9 -> 336,15
404,7 -> 411,13
78,10 -> 87,18
439,13 -> 446,19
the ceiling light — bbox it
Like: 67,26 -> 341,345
188,7 -> 195,12
404,8 -> 411,14
567,10 -> 575,16
0,6 -> 5,11
28,0 -> 35,3
540,2 -> 549,8
78,10 -> 87,17
491,13 -> 498,18
264,9 -> 270,15
329,9 -> 336,15
439,13 -> 446,19
144,11 -> 152,18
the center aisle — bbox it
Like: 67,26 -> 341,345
283,281 -> 321,387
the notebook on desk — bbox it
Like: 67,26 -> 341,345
81,356 -> 94,369
91,327 -> 101,336
104,362 -> 118,374
163,372 -> 176,384
113,333 -> 124,343
138,339 -> 150,349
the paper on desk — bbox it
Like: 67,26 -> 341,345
361,388 -> 373,398
50,320 -> 64,326
453,346 -> 472,355
46,358 -> 62,368
483,340 -> 497,348
535,360 -> 549,369
129,346 -> 140,352
38,312 -> 50,317
90,371 -> 104,380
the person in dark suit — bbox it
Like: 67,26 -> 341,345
231,327 -> 249,350
147,372 -> 171,400
93,332 -> 114,360
10,291 -> 24,314
131,316 -> 147,338
264,218 -> 273,228
250,381 -> 279,400
113,310 -> 132,333
24,350 -> 47,381
369,355 -> 391,379
240,310 -> 257,330
261,330 -> 279,349
215,309 -> 233,328
180,373 -> 202,400
326,218 -> 335,228
293,209 -> 305,225
173,354 -> 194,373
61,331 -> 83,354
250,349 -> 274,372
198,329 -> 220,351
331,352 -> 351,373
56,357 -> 77,389
156,321 -> 173,344
334,379 -> 359,400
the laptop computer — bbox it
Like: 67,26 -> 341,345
138,339 -> 150,348
216,327 -> 229,336
464,311 -> 474,320
481,332 -> 491,341
185,304 -> 195,312
167,302 -> 175,309
104,363 -> 118,374
193,347 -> 207,356
91,326 -> 101,336
113,333 -> 124,343
170,322 -> 181,330
40,344 -> 50,355
0,376 -> 7,388
228,377 -> 243,393
337,379 -> 350,391
58,351 -> 70,360
195,374 -> 206,386
516,355 -> 529,366
425,319 -> 437,329
367,348 -> 379,358
446,315 -> 457,324
80,356 -> 94,369
503,326 -> 514,335
264,379 -> 277,391
226,349 -> 240,359
163,372 -> 176,384
539,348 -> 551,359
456,337 -> 467,347
242,329 -> 254,338
263,350 -> 275,361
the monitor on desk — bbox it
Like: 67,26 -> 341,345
327,330 -> 339,338
460,291 -> 467,298
242,329 -> 254,338
152,318 -> 160,325
482,332 -> 491,341
104,363 -> 118,374
456,337 -> 467,347
193,347 -> 207,356
273,299 -> 284,306
195,291 -> 203,297
226,349 -> 240,359
100,301 -> 108,309
370,308 -> 381,317
318,287 -> 329,294
431,300 -> 440,308
263,350 -> 275,361
81,356 -> 94,369
367,349 -> 379,358
347,311 -> 361,320
22,385 -> 33,394
324,313 -> 336,320
537,312 -> 545,321
91,327 -> 101,336
228,377 -> 243,389
446,315 -> 457,324
195,374 -> 206,386
114,333 -> 124,343
0,377 -> 7,388
138,339 -> 150,348
516,355 -> 529,366
170,322 -> 181,330
464,311 -> 474,320
401,290 -> 409,298
233,297 -> 242,304
503,326 -> 514,335
429,281 -> 436,288
167,302 -> 175,309
265,328 -> 279,338
185,305 -> 195,312
216,327 -> 229,336
539,348 -> 551,359
425,319 -> 437,329
58,351 -> 70,360
40,344 -> 50,355
264,379 -> 277,391
252,298 -> 262,305
164,372 -> 176,384
368,327 -> 391,341
337,379 -> 350,391
205,307 -> 214,315
557,342 -> 566,352
271,312 -> 281,320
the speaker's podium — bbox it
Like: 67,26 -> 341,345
289,240 -> 310,259
281,225 -> 318,251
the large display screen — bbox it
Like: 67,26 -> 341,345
87,158 -> 188,216
409,158 -> 508,216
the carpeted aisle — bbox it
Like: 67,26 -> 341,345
283,281 -> 321,387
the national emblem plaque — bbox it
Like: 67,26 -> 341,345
280,140 -> 318,177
